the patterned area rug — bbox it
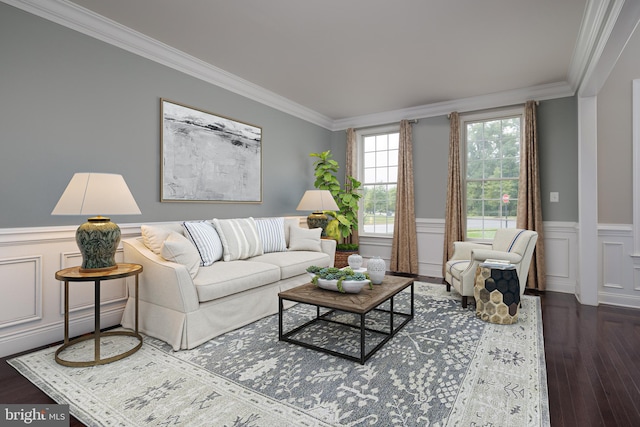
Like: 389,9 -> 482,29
9,282 -> 549,426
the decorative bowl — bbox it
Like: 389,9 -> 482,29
316,278 -> 369,294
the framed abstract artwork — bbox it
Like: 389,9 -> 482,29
161,99 -> 262,202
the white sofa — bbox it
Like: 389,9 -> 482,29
121,217 -> 335,351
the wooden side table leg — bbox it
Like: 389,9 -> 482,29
94,279 -> 100,363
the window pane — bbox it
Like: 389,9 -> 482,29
467,160 -> 483,180
388,166 -> 398,182
376,135 -> 388,151
364,136 -> 376,152
376,150 -> 388,167
467,140 -> 484,161
483,159 -> 500,179
375,167 -> 388,182
388,133 -> 399,149
389,150 -> 398,166
364,152 -> 375,167
364,168 -> 375,183
467,123 -> 483,142
485,140 -> 500,159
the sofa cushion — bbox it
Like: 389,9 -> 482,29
183,221 -> 224,266
255,217 -> 287,253
141,224 -> 175,255
284,217 -> 301,247
161,232 -> 200,278
213,217 -> 263,261
288,226 -> 322,252
192,260 -> 280,302
249,251 -> 331,280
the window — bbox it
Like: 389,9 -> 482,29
463,108 -> 522,240
358,126 -> 399,235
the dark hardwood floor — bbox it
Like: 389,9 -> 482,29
2,287 -> 640,426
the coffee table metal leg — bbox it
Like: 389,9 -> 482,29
360,313 -> 366,364
278,297 -> 283,340
390,297 -> 395,334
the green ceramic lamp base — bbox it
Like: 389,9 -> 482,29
306,212 -> 329,236
76,216 -> 121,272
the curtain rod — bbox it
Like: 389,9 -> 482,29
346,119 -> 418,132
447,101 -> 539,119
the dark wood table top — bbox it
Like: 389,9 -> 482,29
279,275 -> 414,314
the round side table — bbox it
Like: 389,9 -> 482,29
54,263 -> 143,367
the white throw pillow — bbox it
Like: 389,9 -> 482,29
182,221 -> 224,266
161,232 -> 200,278
255,217 -> 287,253
212,217 -> 263,261
141,224 -> 173,255
288,226 -> 322,252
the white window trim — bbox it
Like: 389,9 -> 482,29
356,124 -> 400,238
460,106 -> 524,242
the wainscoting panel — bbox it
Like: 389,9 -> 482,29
543,222 -> 579,294
0,224 -> 141,358
598,225 -> 640,308
0,256 -> 42,329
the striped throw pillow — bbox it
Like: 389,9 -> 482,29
212,217 -> 263,261
255,217 -> 287,253
182,221 -> 224,266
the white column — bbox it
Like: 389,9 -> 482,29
577,96 -> 599,305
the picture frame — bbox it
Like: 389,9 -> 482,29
160,99 -> 262,203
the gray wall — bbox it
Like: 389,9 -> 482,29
538,96 -> 579,222
0,4 -> 331,229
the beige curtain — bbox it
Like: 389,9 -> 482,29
345,128 -> 359,245
442,112 -> 465,276
391,120 -> 418,273
517,101 -> 546,290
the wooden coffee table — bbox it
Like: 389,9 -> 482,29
278,275 -> 414,364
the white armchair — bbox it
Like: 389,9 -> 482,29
444,228 -> 538,308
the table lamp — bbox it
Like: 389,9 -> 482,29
296,190 -> 339,236
52,173 -> 141,272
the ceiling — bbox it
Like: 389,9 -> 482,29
25,0 -> 601,127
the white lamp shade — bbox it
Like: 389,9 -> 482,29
52,173 -> 141,216
296,190 -> 339,212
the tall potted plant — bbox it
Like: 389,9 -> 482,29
310,150 -> 362,267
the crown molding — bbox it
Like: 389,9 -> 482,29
567,0 -> 614,91
2,0 -> 335,129
578,0 -> 640,97
331,81 -> 575,131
